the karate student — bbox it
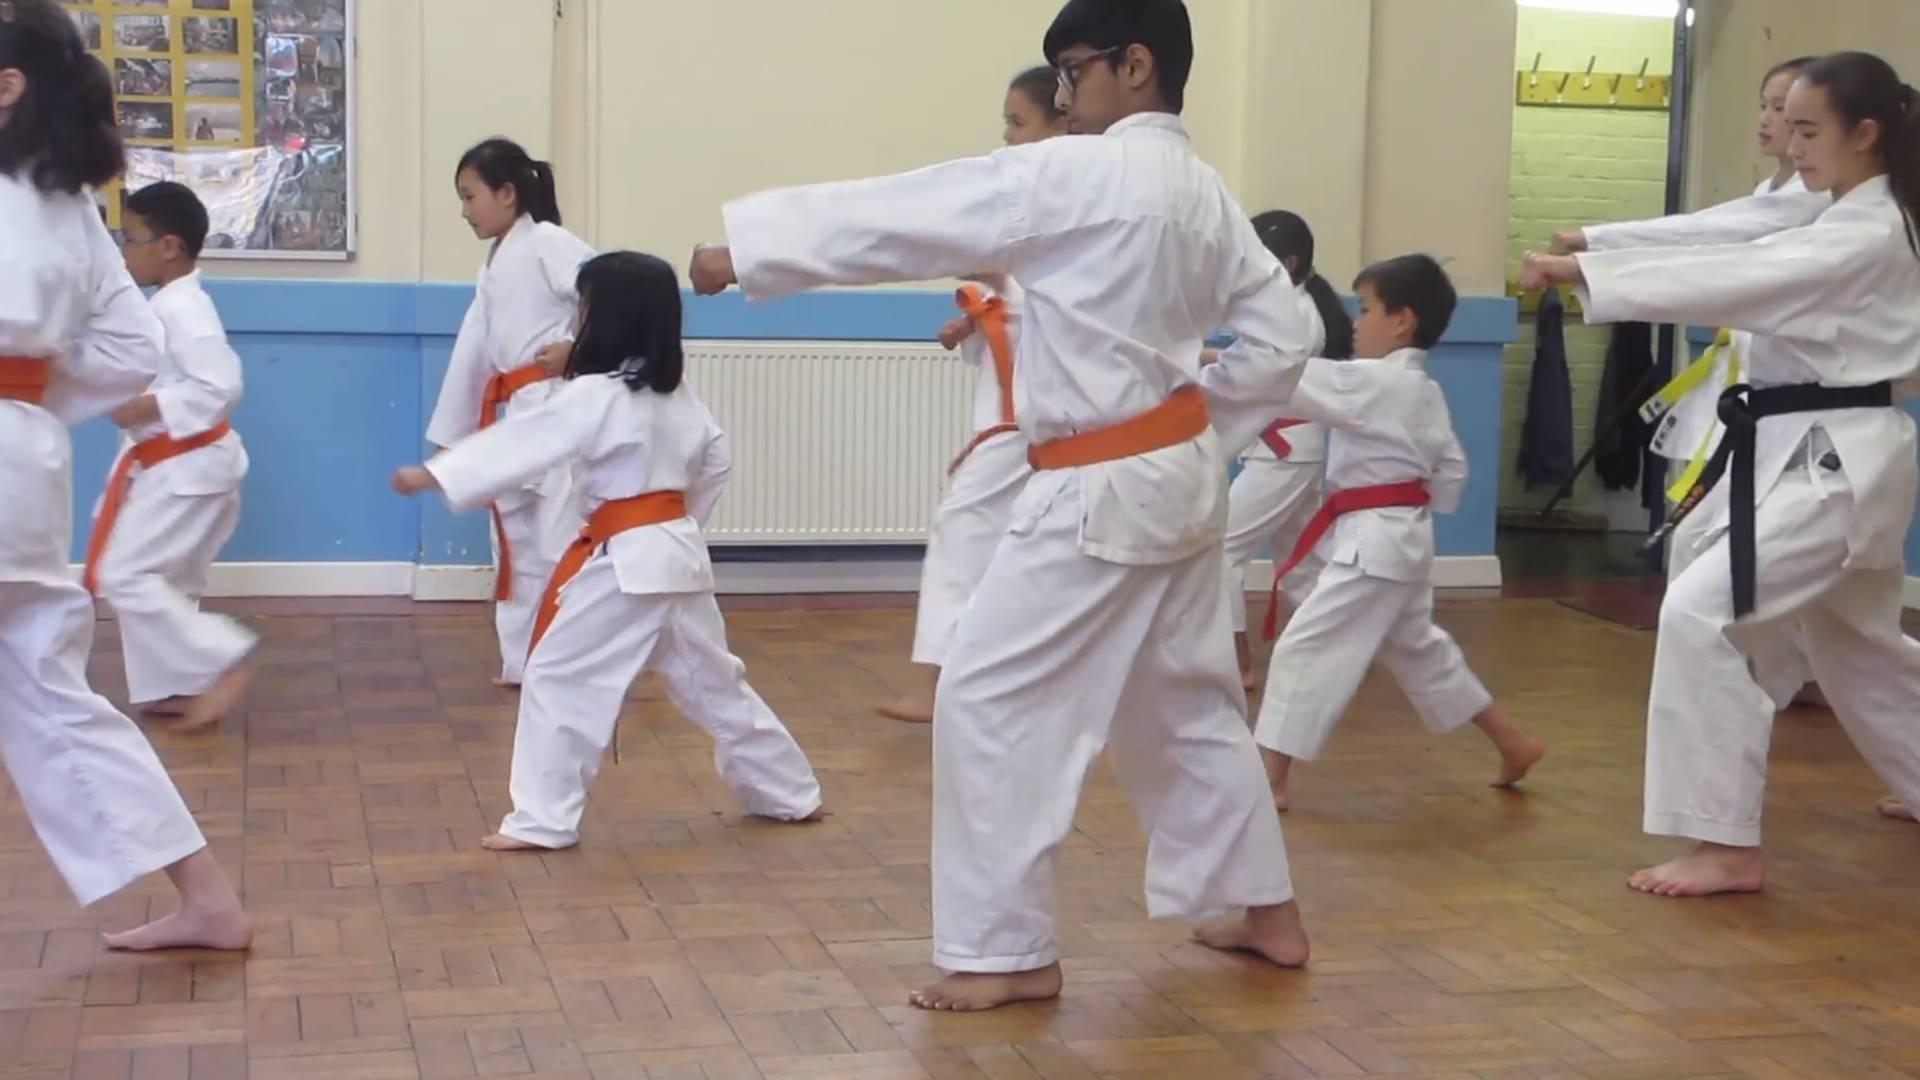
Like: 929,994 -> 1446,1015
86,180 -> 254,729
0,0 -> 250,950
1213,210 -> 1354,689
1521,50 -> 1920,896
1250,255 -> 1545,812
394,252 -> 823,851
690,0 -> 1314,1011
1555,55 -> 1831,714
878,65 -> 1068,725
426,137 -> 592,688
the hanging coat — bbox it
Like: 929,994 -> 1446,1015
1593,320 -> 1656,491
1517,286 -> 1574,489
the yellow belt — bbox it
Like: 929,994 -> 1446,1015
1641,328 -> 1742,503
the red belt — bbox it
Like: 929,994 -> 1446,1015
1262,479 -> 1430,640
1027,385 -> 1209,470
82,420 -> 235,595
478,361 -> 557,601
527,490 -> 689,659
0,356 -> 50,404
1260,418 -> 1306,458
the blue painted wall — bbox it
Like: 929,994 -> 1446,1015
70,281 -> 1514,568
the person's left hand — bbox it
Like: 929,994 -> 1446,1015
1519,251 -> 1582,291
108,394 -> 160,429
689,245 -> 737,296
535,338 -> 572,376
391,465 -> 438,495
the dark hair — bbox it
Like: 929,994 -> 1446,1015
1009,65 -> 1066,120
455,137 -> 561,226
1761,55 -> 1817,91
1252,210 -> 1354,360
1353,254 -> 1457,351
1042,0 -> 1193,113
125,180 -> 209,258
1800,51 -> 1920,257
0,0 -> 123,194
569,252 -> 685,395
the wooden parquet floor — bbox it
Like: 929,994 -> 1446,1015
5,589 -> 1920,1079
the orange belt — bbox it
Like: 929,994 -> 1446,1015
478,361 -> 557,601
82,420 -> 234,595
1259,418 -> 1306,458
0,356 -> 50,404
1262,479 -> 1430,640
947,285 -> 1019,475
1027,384 -> 1210,471
527,490 -> 689,660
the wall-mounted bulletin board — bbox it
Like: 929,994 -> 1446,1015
63,0 -> 354,259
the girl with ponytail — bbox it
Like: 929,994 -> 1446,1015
1520,50 -> 1920,899
1217,209 -> 1353,688
393,251 -> 824,851
426,137 -> 596,687
0,0 -> 252,951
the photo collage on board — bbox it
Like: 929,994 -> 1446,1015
65,0 -> 351,256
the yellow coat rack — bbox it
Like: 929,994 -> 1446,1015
1517,54 -> 1670,111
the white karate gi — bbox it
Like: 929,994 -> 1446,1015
0,176 -> 208,904
426,373 -> 822,848
92,271 -> 255,705
426,214 -> 593,684
1251,349 -> 1492,759
1575,176 -> 1920,847
722,111 -> 1314,972
1592,175 -> 1827,708
1209,287 -> 1329,632
911,281 -> 1032,666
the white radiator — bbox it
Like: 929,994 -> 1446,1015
687,340 -> 978,544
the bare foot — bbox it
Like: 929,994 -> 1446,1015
1260,745 -> 1291,813
909,962 -> 1062,1011
1628,843 -> 1766,897
102,905 -> 253,952
1492,734 -> 1546,788
1877,795 -> 1915,822
179,662 -> 252,731
480,833 -> 568,852
875,699 -> 932,725
141,696 -> 194,717
1192,901 -> 1310,968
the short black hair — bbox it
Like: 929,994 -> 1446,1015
1042,0 -> 1193,113
569,252 -> 685,395
1353,254 -> 1457,350
125,181 -> 210,258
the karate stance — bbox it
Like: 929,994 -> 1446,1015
89,180 -> 254,728
1524,51 -> 1920,895
0,0 -> 249,950
879,65 -> 1066,725
1556,54 -> 1832,715
427,137 -> 591,687
395,252 -> 824,851
692,0 -> 1316,1011
1212,210 -> 1353,687
1245,256 -> 1545,811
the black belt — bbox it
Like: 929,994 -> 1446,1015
1645,381 -> 1892,617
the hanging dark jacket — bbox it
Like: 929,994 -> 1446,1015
1517,287 -> 1575,490
1594,320 -> 1656,491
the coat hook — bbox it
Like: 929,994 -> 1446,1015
1583,55 -> 1597,89
1610,71 -> 1624,97
1530,51 -> 1543,86
1637,57 -> 1650,89
1558,69 -> 1573,94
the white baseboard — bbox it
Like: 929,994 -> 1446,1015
1906,576 -> 1920,610
79,554 -> 1505,600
